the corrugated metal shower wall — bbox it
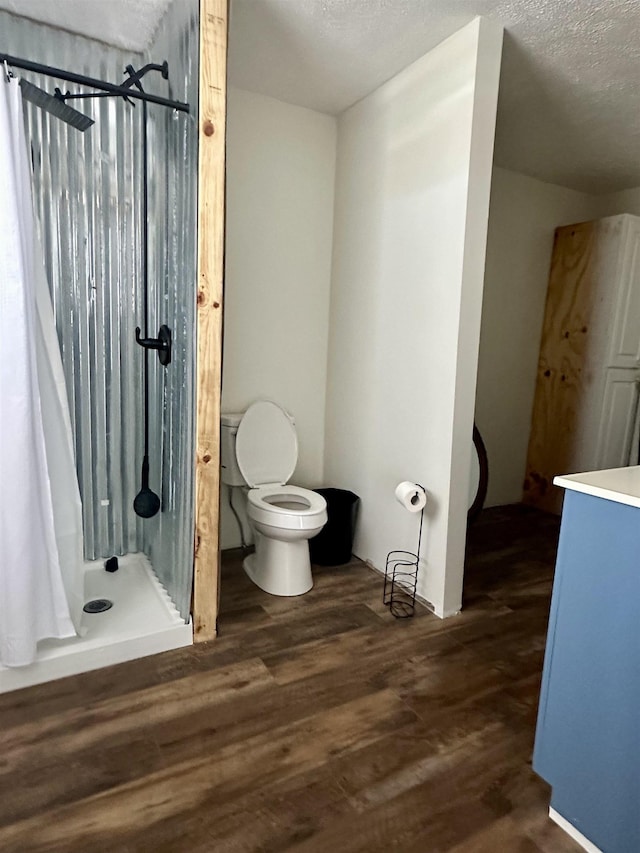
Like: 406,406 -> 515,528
142,0 -> 199,621
2,7 -> 198,620
3,13 -> 146,559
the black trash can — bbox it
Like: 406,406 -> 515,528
309,488 -> 360,566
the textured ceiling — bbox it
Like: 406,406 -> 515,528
228,0 -> 640,194
2,1 -> 639,192
0,0 -> 172,51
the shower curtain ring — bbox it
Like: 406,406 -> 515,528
4,60 -> 13,82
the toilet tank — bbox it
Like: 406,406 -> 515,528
220,413 -> 246,486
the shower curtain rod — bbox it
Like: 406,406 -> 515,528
0,52 -> 190,113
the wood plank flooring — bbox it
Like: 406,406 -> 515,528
0,505 -> 582,852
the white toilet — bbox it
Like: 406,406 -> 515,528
220,401 -> 328,596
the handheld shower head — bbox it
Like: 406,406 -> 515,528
19,78 -> 94,131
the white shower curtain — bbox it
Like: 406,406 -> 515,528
0,76 -> 85,667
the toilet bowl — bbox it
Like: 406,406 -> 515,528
221,402 -> 327,597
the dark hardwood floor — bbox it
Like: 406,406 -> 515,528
0,505 -> 582,852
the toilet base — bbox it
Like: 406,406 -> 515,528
243,536 -> 313,597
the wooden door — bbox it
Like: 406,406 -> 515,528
523,217 -> 626,513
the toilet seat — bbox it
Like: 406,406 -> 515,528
237,400 -> 326,529
236,400 -> 298,488
247,485 -> 327,530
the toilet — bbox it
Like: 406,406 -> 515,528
220,401 -> 327,596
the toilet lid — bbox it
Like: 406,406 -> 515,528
236,401 -> 298,487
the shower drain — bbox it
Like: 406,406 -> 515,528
83,599 -> 113,614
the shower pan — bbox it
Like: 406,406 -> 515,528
0,1 -> 199,694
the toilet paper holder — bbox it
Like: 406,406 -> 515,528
383,483 -> 426,618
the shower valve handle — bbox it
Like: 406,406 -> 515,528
135,324 -> 172,367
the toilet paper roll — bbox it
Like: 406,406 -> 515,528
395,481 -> 427,513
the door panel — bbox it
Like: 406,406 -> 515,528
607,217 -> 640,367
595,367 -> 640,469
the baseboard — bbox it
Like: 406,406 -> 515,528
362,557 -> 460,619
434,604 -> 462,619
549,808 -> 603,853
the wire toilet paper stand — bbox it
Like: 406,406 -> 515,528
383,484 -> 426,618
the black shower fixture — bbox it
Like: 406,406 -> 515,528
54,61 -> 170,111
127,63 -> 174,520
135,325 -> 172,366
19,78 -> 94,131
40,59 -> 176,519
0,51 -> 190,520
133,456 -> 161,519
0,52 -> 189,116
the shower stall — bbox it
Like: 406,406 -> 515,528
0,1 -> 200,693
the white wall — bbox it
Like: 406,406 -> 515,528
324,18 -> 503,617
596,186 -> 640,218
221,88 -> 337,547
475,168 -> 598,506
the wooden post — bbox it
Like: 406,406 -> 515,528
193,0 -> 227,641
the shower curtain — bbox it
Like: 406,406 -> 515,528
0,75 -> 84,667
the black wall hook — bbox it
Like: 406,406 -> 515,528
135,324 -> 172,366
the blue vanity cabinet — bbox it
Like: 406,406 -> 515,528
533,489 -> 640,853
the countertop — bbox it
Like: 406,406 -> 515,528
554,466 -> 640,509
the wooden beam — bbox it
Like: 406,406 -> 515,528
193,0 -> 227,641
